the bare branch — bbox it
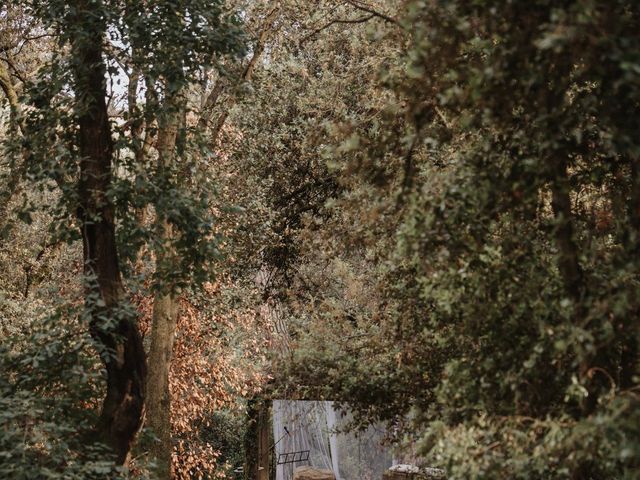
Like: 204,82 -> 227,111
0,33 -> 53,54
299,14 -> 374,45
345,0 -> 400,25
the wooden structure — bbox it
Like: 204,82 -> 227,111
277,450 -> 310,466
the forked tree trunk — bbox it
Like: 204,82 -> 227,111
70,0 -> 146,464
146,97 -> 181,478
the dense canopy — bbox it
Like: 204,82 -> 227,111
1,1 -> 639,479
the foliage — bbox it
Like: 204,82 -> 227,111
134,281 -> 268,479
1,0 -> 250,475
3,0 -> 640,478
0,228 -> 124,478
230,1 -> 640,478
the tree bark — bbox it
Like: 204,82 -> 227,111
70,0 -> 146,464
244,398 -> 272,480
0,60 -> 27,233
146,287 -> 178,478
0,61 -> 20,127
145,94 -> 181,479
244,398 -> 260,480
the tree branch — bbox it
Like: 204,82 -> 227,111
345,0 -> 400,26
204,7 -> 280,142
300,14 -> 374,45
0,60 -> 21,128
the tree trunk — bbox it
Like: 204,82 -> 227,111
258,402 -> 271,480
0,60 -> 27,233
244,398 -> 272,480
0,61 -> 20,128
146,287 -> 178,478
145,96 -> 181,478
244,398 -> 260,480
70,0 -> 146,464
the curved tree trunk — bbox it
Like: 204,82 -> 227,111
70,0 -> 146,464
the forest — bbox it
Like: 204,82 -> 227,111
1,1 -> 639,479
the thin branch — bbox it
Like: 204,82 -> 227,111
0,33 -> 52,54
345,0 -> 400,25
14,33 -> 53,57
299,14 -> 374,45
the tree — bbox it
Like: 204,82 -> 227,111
267,1 -> 640,478
47,0 -> 144,463
2,0 -> 244,469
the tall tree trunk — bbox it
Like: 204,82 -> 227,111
244,398 -> 272,480
70,0 -> 146,464
146,96 -> 181,479
147,287 -> 178,478
244,397 -> 260,480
